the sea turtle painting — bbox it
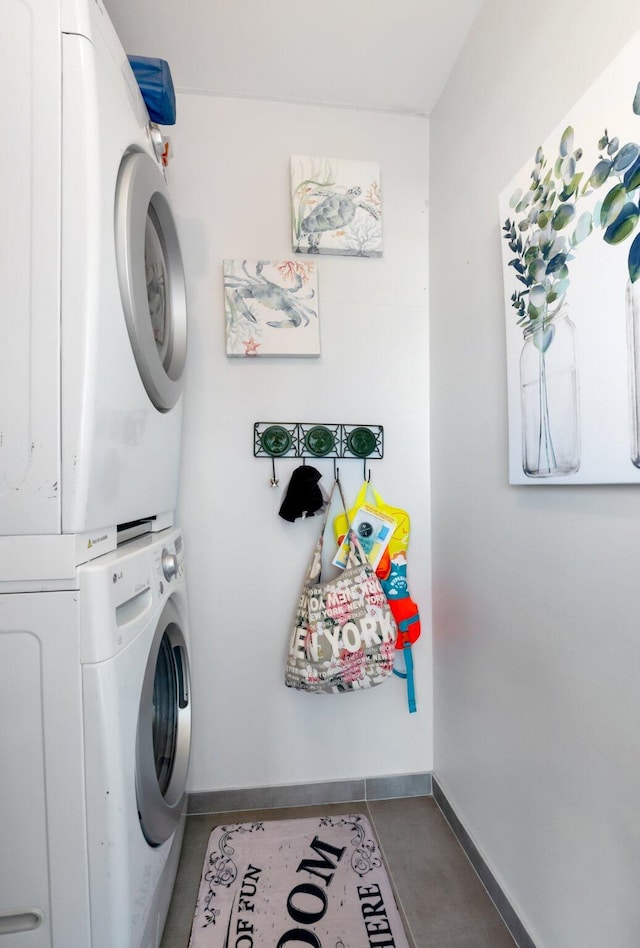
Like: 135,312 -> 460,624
291,155 -> 383,257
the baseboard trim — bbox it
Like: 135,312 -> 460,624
432,776 -> 536,948
187,771 -> 432,816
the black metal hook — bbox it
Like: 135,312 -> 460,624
270,456 -> 279,487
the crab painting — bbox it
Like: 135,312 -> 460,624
224,260 -> 320,357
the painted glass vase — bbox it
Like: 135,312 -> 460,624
625,279 -> 640,467
519,306 -> 580,477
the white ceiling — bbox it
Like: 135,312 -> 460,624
103,0 -> 483,116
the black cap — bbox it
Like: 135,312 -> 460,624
279,466 -> 324,522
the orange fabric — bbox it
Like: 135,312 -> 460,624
388,597 -> 421,648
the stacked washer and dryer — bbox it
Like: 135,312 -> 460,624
1,1 -> 192,946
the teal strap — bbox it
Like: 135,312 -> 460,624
392,614 -> 419,713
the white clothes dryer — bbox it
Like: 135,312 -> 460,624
0,527 -> 191,948
1,0 -> 187,538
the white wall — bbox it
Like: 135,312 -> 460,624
168,95 -> 432,792
430,3 -> 640,946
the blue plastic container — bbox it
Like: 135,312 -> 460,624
127,56 -> 176,125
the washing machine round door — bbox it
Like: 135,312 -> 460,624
136,597 -> 191,846
115,149 -> 188,412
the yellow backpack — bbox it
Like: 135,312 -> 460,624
334,481 -> 420,713
333,482 -> 410,576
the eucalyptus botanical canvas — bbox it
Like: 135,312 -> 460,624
499,31 -> 640,484
291,155 -> 382,257
224,259 -> 320,357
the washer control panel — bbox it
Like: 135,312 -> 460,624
80,528 -> 186,665
153,532 -> 184,594
161,548 -> 179,581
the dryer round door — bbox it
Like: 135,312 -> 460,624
136,597 -> 191,847
115,150 -> 187,412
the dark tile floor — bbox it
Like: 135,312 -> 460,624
160,796 -> 516,947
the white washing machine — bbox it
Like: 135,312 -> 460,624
1,0 -> 188,539
0,527 -> 191,947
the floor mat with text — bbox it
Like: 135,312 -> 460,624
189,813 -> 410,947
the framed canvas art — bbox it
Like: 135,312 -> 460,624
499,31 -> 640,484
224,259 -> 320,357
291,155 -> 382,257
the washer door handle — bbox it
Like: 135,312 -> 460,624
174,644 -> 189,709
